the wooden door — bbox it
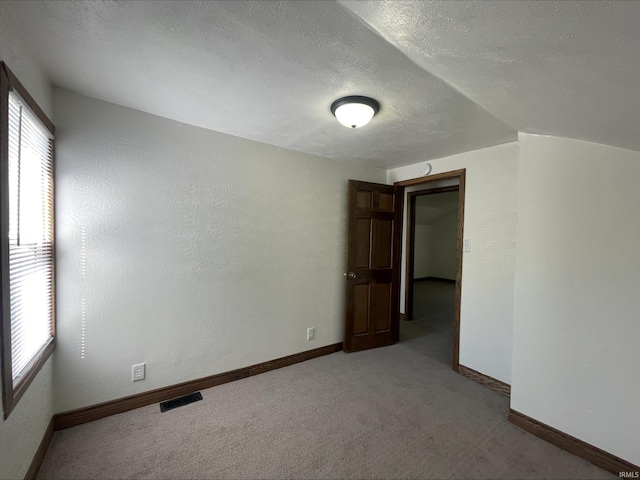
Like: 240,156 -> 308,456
344,180 -> 403,352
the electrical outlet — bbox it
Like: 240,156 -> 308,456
306,327 -> 315,340
132,363 -> 145,382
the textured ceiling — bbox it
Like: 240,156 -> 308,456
2,0 -> 514,169
4,1 -> 639,169
341,0 -> 640,154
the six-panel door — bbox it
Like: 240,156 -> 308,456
344,180 -> 403,352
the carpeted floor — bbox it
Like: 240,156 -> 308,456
402,279 -> 457,367
37,280 -> 612,479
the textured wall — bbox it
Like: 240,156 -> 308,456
0,4 -> 51,117
0,4 -> 55,479
512,134 -> 640,464
53,89 -> 385,412
413,225 -> 431,279
413,211 -> 458,281
388,142 -> 518,384
0,361 -> 53,478
426,210 -> 458,280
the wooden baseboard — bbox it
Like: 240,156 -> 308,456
400,313 -> 408,322
431,277 -> 456,284
508,409 -> 639,476
414,276 -> 456,283
54,342 -> 342,431
24,416 -> 54,480
457,364 -> 511,397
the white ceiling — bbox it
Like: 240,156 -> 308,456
341,0 -> 640,154
415,192 -> 458,225
4,1 -> 640,169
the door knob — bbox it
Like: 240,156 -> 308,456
348,272 -> 357,279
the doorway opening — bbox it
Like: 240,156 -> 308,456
395,170 -> 466,372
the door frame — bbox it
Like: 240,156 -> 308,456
405,185 -> 460,322
395,169 -> 466,372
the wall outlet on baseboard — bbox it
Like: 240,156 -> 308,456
132,363 -> 146,382
306,327 -> 315,340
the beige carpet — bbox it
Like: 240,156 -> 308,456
38,281 -> 612,479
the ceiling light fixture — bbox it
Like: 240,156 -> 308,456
330,96 -> 380,129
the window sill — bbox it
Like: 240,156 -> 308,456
3,337 -> 55,419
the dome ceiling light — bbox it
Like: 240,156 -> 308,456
330,96 -> 380,129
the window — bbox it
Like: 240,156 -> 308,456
1,61 -> 55,418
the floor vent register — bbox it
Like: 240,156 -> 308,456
160,392 -> 203,412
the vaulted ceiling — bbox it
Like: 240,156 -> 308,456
4,0 -> 640,169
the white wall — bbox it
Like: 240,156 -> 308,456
413,210 -> 458,281
0,4 -> 55,479
388,142 -> 518,384
512,133 -> 640,465
0,5 -> 51,116
413,224 -> 431,279
427,210 -> 458,280
53,89 -> 385,412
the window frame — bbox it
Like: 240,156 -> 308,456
0,61 -> 56,419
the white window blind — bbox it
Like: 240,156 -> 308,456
7,89 -> 55,383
